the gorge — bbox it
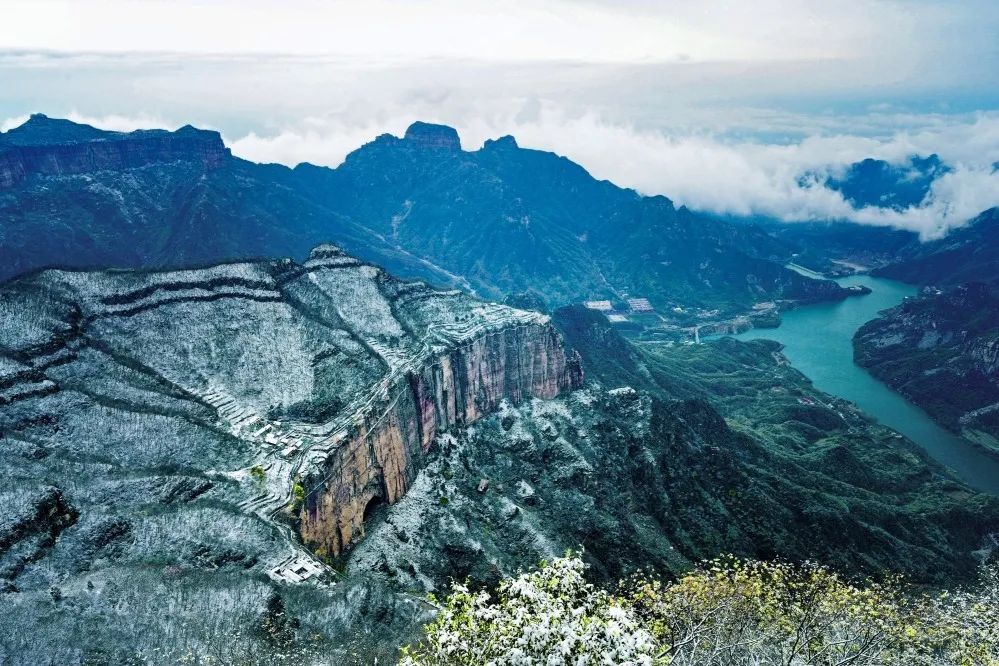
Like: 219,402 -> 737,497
726,274 -> 999,494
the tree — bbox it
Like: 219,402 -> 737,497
400,554 -> 658,665
624,557 -> 929,666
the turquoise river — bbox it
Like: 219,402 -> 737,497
729,274 -> 999,494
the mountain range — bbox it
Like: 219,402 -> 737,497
0,114 -> 850,319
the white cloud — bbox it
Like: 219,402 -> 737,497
0,114 -> 29,132
62,111 -> 178,133
0,0 -> 925,64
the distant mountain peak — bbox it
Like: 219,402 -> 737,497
483,135 -> 519,150
403,121 -> 461,151
824,153 -> 951,211
1,113 -> 113,146
0,115 -> 230,190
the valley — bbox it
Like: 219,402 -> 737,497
724,274 -> 999,493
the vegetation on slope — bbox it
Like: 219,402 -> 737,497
402,554 -> 999,666
552,306 -> 999,583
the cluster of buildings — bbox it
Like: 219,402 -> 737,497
583,296 -> 656,323
268,553 -> 326,584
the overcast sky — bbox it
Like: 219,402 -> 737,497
2,0 -> 998,237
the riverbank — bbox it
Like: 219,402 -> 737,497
722,274 -> 999,495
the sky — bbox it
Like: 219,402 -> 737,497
1,0 -> 998,238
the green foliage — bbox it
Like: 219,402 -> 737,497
402,555 -> 999,666
400,554 -> 657,665
249,465 -> 266,482
290,482 -> 305,512
553,308 -> 999,584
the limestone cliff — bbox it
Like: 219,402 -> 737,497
0,242 -> 582,575
299,322 -> 582,556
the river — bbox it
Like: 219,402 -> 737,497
727,274 -> 999,494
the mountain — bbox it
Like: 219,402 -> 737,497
0,114 -> 466,289
0,244 -> 581,662
849,210 -> 999,446
295,122 -> 850,313
823,154 -> 949,210
762,221 -> 918,275
854,282 -> 999,447
0,115 -> 851,318
875,207 -> 999,286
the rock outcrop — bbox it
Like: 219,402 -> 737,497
0,116 -> 228,188
402,121 -> 462,151
299,322 -> 582,556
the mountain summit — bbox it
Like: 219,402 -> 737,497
402,121 -> 462,151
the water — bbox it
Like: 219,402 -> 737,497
728,274 -> 999,494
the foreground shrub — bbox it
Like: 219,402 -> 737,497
399,554 -> 657,665
401,555 -> 999,665
625,557 -> 929,666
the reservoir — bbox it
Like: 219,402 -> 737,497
728,274 -> 999,494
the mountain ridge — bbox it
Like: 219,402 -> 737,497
0,115 -> 851,320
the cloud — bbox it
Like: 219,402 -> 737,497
225,105 -> 999,239
62,111 -> 178,133
0,0 -> 935,64
0,114 -> 29,132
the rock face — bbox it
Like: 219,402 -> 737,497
0,242 -> 580,600
299,322 -> 581,555
0,115 -> 228,188
402,121 -> 462,151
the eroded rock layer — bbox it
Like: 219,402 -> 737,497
0,242 -> 581,579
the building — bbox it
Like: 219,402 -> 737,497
607,314 -> 629,323
627,298 -> 653,313
584,300 -> 613,312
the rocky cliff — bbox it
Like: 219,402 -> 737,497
298,321 -> 581,556
0,115 -> 229,188
854,282 -> 999,442
0,242 -> 580,607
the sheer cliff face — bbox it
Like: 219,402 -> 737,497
298,323 -> 582,556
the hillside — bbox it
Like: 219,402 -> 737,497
854,282 -> 999,447
874,207 -> 999,286
1,243 -> 995,662
0,243 -> 582,662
